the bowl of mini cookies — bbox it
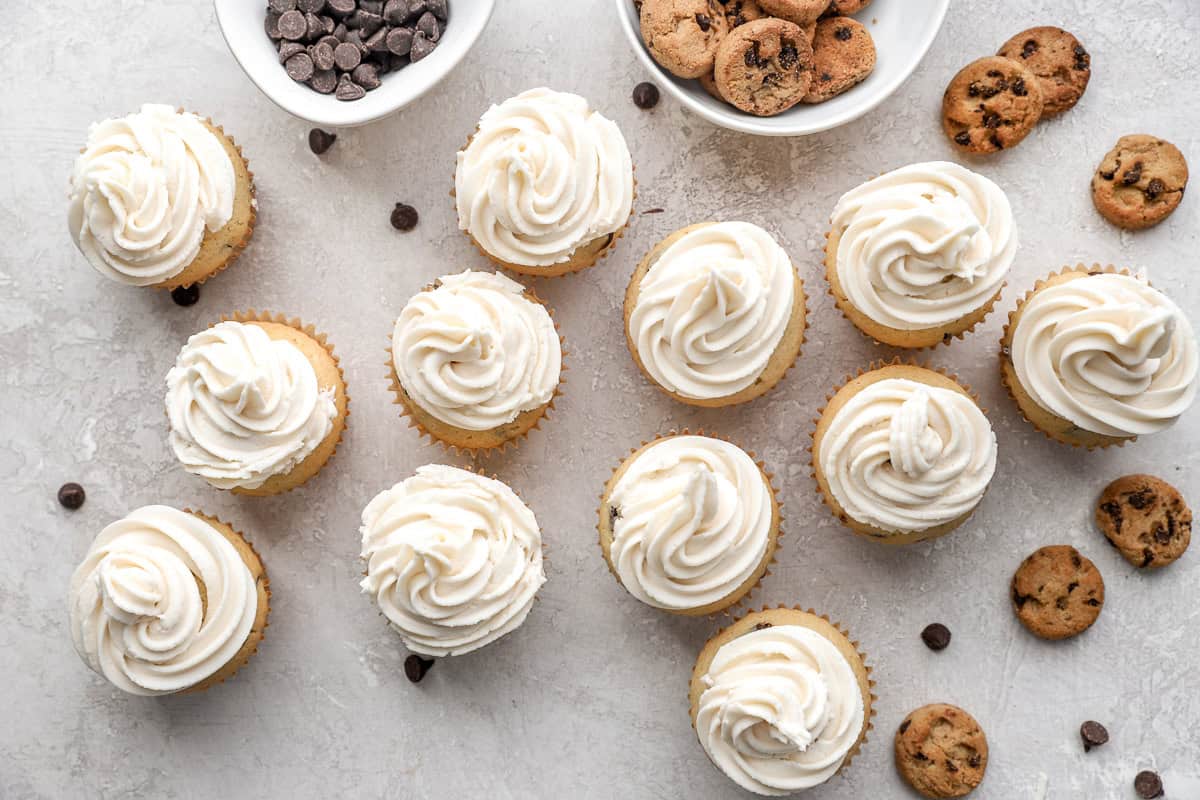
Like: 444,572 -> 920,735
618,0 -> 949,136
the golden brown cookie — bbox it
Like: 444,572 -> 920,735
942,56 -> 1044,154
802,17 -> 875,103
1011,545 -> 1104,640
717,0 -> 765,26
1096,475 -> 1192,569
895,704 -> 988,799
713,17 -> 813,116
824,0 -> 871,14
997,26 -> 1091,115
640,0 -> 730,79
1091,135 -> 1189,230
757,0 -> 829,25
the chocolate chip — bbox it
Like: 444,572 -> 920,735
416,11 -> 440,41
744,42 -> 761,68
968,754 -> 982,768
269,0 -> 297,12
285,51 -> 315,81
899,719 -> 911,734
361,0 -> 384,12
779,42 -> 799,70
1021,39 -> 1038,58
327,0 -> 355,14
391,202 -> 419,231
967,82 -> 981,97
1099,170 -> 1115,181
170,284 -> 200,306
834,26 -> 852,41
1122,162 -> 1144,186
409,31 -> 437,61
1134,771 -> 1164,799
352,63 -> 381,90
954,131 -> 971,146
305,11 -> 326,39
278,9 -> 308,39
58,482 -> 86,510
404,654 -> 434,683
365,27 -> 389,52
982,111 -> 1001,129
1146,178 -> 1166,201
426,0 -> 447,19
278,41 -> 306,63
333,41 -> 362,70
352,10 -> 385,37
383,0 -> 407,23
920,623 -> 952,651
1074,45 -> 1090,71
1012,77 -> 1027,96
311,68 -> 338,93
335,72 -> 366,100
754,622 -> 772,630
1127,488 -> 1155,509
266,11 -> 283,39
608,505 -> 621,525
312,40 -> 336,69
308,128 -> 337,154
632,82 -> 659,109
298,0 -> 326,12
1079,721 -> 1109,752
819,72 -> 831,82
695,13 -> 712,32
990,134 -> 1004,150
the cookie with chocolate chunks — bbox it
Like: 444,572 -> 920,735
1096,474 -> 1192,568
895,704 -> 988,799
756,0 -> 829,25
942,56 -> 1043,154
802,16 -> 875,103
717,0 -> 765,27
1011,545 -> 1104,640
640,0 -> 730,79
997,26 -> 1090,115
714,17 -> 813,116
1092,135 -> 1189,230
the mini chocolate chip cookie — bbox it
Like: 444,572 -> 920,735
640,0 -> 730,79
802,17 -> 875,103
997,26 -> 1091,115
895,704 -> 989,799
1011,545 -> 1104,640
942,56 -> 1044,154
698,69 -> 726,102
824,0 -> 872,15
1091,135 -> 1189,230
717,0 -> 765,27
756,0 -> 829,25
1096,475 -> 1192,568
714,17 -> 813,116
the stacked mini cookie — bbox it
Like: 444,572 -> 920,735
638,0 -> 877,116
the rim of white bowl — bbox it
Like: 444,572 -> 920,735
614,0 -> 950,137
214,0 -> 496,127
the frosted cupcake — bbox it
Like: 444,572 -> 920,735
598,434 -> 781,616
1001,267 -> 1199,448
360,465 -> 546,657
165,315 -> 348,496
68,104 -> 255,289
813,362 -> 997,544
825,161 -> 1015,348
389,271 -> 563,452
455,88 -> 635,277
690,607 -> 874,796
625,222 -> 806,407
68,505 -> 269,695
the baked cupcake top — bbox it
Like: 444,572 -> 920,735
830,161 -> 1016,330
392,271 -> 561,431
629,222 -> 794,400
696,625 -> 865,795
67,104 -> 236,286
608,436 -> 772,611
68,506 -> 259,696
819,378 -> 997,534
1011,272 -> 1198,438
165,321 -> 337,490
359,465 -> 546,657
455,87 -> 634,268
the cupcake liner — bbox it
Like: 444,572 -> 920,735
180,509 -> 271,694
221,310 -> 350,494
809,358 -> 989,544
386,283 -> 566,458
157,113 -> 257,291
688,605 -> 876,779
597,428 -> 783,618
822,227 -> 1006,350
451,130 -> 637,279
1000,264 -> 1132,450
623,225 -> 808,407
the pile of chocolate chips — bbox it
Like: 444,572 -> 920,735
265,0 -> 449,101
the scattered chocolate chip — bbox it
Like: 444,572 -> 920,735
409,31 -> 437,61
278,9 -> 308,39
171,284 -> 200,306
1021,39 -> 1038,58
835,26 -> 852,41
1080,721 -> 1109,752
632,81 -> 659,109
695,13 -> 712,32
921,623 -> 952,651
1146,178 -> 1166,201
1122,162 -> 1144,186
58,482 -> 86,510
404,654 -> 434,683
954,131 -> 971,146
335,72 -> 366,100
391,202 -> 419,230
1134,771 -> 1164,799
285,51 -> 315,81
308,128 -> 337,154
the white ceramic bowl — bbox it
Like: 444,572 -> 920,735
615,0 -> 949,136
215,0 -> 495,127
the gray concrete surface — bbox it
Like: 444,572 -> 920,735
2,1 -> 1198,798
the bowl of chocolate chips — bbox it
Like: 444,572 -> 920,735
216,0 -> 494,127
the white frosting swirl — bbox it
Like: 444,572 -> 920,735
830,161 -> 1015,330
165,321 -> 337,490
68,104 -> 236,286
455,87 -> 634,268
68,505 -> 259,696
696,625 -> 865,795
819,378 -> 997,534
608,436 -> 772,611
360,465 -> 546,657
629,223 -> 796,400
392,271 -> 561,431
1011,272 -> 1199,437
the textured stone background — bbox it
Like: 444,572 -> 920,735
3,0 -> 1198,798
